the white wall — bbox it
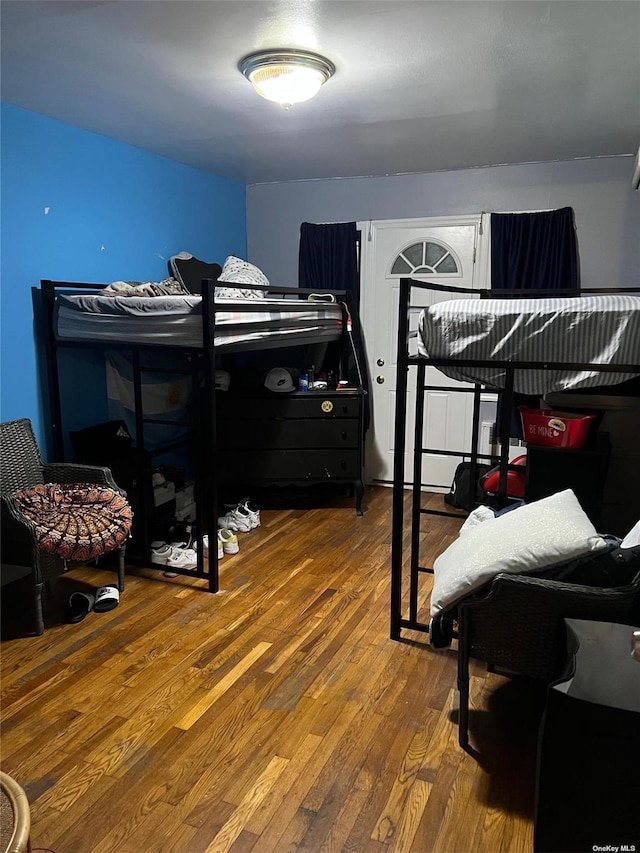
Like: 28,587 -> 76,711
247,156 -> 639,289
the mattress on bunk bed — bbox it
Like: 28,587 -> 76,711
417,294 -> 640,393
55,293 -> 343,348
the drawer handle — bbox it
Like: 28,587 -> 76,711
341,431 -> 347,440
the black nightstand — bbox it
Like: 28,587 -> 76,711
216,389 -> 365,515
534,619 -> 640,853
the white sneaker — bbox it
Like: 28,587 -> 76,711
218,528 -> 239,554
151,543 -> 180,576
193,535 -> 224,559
151,543 -> 197,577
217,505 -> 252,532
150,542 -> 173,565
166,548 -> 197,570
242,501 -> 260,528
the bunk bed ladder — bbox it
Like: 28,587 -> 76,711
390,276 -> 517,640
406,376 -> 488,634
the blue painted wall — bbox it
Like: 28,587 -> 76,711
1,103 -> 246,449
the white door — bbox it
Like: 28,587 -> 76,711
360,216 -> 486,489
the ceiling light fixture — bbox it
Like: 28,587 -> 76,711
238,49 -> 335,108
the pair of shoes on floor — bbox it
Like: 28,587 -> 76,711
217,500 -> 260,533
193,535 -> 223,560
151,540 -> 197,578
66,585 -> 119,623
218,529 -> 240,554
194,529 -> 239,559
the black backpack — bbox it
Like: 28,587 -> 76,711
444,462 -> 491,512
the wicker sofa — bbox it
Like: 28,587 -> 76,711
453,552 -> 640,748
0,418 -> 128,635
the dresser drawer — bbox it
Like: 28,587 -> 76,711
217,418 -> 359,450
217,393 -> 361,420
218,449 -> 360,481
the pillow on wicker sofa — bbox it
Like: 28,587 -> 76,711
430,489 -> 607,616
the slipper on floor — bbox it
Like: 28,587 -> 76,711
66,591 -> 95,624
94,585 -> 120,613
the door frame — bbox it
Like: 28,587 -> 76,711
358,214 -> 490,486
359,214 -> 489,326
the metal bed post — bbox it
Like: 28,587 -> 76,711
390,278 -> 412,639
467,383 -> 483,508
456,607 -> 471,749
495,363 -> 515,509
130,348 -> 152,561
40,280 -> 64,460
200,283 -> 219,593
409,360 -> 427,625
190,346 -> 206,582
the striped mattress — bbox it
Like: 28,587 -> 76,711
55,293 -> 343,349
417,294 -> 640,393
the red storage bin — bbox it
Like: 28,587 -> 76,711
519,407 -> 596,449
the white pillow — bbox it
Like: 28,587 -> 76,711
458,504 -> 495,536
430,490 -> 607,617
215,256 -> 269,300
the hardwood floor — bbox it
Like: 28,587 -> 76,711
1,487 -> 538,853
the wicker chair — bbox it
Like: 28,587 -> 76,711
0,418 -> 129,635
0,772 -> 31,853
454,557 -> 640,748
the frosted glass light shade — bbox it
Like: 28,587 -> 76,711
249,64 -> 324,105
239,50 -> 335,107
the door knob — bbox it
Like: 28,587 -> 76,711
376,375 -> 385,384
377,358 -> 385,367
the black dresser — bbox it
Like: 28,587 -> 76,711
525,441 -> 609,530
216,389 -> 365,515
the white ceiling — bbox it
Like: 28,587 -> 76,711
1,1 -> 638,185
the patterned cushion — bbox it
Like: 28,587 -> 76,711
215,256 -> 269,300
13,483 -> 133,561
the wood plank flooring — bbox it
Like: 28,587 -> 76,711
1,487 -> 539,853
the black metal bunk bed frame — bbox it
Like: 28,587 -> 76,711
40,279 -> 348,594
390,277 -> 640,640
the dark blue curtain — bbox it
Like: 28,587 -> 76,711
298,221 -> 370,429
299,222 -> 359,294
491,207 -> 579,436
491,207 -> 579,292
